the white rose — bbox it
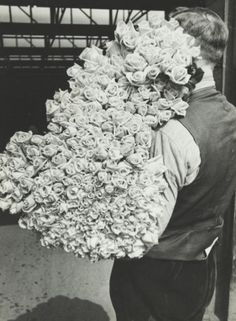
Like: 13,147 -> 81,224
167,66 -> 191,85
124,53 -> 148,72
126,71 -> 147,86
0,199 -> 12,211
11,131 -> 33,144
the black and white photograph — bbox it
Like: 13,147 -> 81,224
0,0 -> 236,320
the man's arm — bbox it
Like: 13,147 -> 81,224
149,119 -> 201,238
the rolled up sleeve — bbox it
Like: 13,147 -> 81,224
150,119 -> 201,237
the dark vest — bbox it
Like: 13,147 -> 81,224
148,87 -> 236,260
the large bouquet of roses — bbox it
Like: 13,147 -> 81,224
0,15 -> 200,261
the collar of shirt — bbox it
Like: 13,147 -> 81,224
193,65 -> 215,92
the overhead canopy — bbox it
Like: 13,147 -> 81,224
0,0 -> 207,69
0,0 -> 205,10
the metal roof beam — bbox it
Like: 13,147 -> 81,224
0,22 -> 115,37
0,60 -> 75,68
0,0 -> 205,10
0,47 -> 84,55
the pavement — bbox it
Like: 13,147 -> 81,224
0,225 -> 116,321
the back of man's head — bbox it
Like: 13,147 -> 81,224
170,7 -> 229,65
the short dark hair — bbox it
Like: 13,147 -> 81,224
170,7 -> 229,64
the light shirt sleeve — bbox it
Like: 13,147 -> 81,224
150,119 -> 201,237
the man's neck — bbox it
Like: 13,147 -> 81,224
193,65 -> 215,92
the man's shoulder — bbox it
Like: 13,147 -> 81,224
155,119 -> 198,151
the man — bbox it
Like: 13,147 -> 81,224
110,7 -> 236,321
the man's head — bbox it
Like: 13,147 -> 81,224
170,7 -> 229,66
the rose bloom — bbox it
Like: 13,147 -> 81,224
126,153 -> 144,168
159,110 -> 173,123
97,170 -> 109,183
148,12 -> 163,29
51,153 -> 67,166
42,144 -> 58,158
31,134 -> 45,146
61,126 -> 78,138
114,125 -> 126,138
126,71 -> 147,86
5,142 -> 21,155
121,32 -> 138,51
117,87 -> 129,100
47,122 -> 62,134
171,99 -> 189,116
22,195 -> 37,213
147,102 -> 159,115
0,170 -> 7,181
137,45 -> 161,65
96,74 -> 111,88
25,146 -> 41,160
9,158 -> 26,171
106,40 -> 122,57
111,174 -> 128,190
66,185 -> 80,200
95,90 -> 108,105
117,76 -> 130,89
83,86 -> 97,101
0,199 -> 12,211
135,146 -> 149,162
125,101 -> 136,114
89,112 -> 106,127
46,99 -> 60,117
164,84 -> 182,100
158,98 -> 174,110
146,64 -> 161,80
81,133 -> 97,149
138,172 -> 154,186
112,110 -> 132,126
173,50 -> 192,67
114,21 -> 131,41
137,20 -> 152,34
130,92 -> 144,104
64,161 -> 77,176
152,25 -> 172,43
52,113 -> 69,125
136,130 -> 152,149
136,103 -> 148,116
66,137 -> 79,150
0,180 -> 15,194
84,101 -> 103,113
160,56 -> 175,72
120,135 -> 135,156
11,131 -> 32,144
79,45 -> 103,64
144,115 -> 159,128
109,96 -> 125,110
125,114 -> 142,135
128,185 -> 143,199
167,66 -> 191,85
52,182 -> 65,196
10,201 -> 24,214
53,89 -> 68,102
105,81 -> 119,97
19,176 -> 34,193
66,63 -> 82,78
138,86 -> 151,100
101,121 -> 114,133
109,53 -> 124,71
69,81 -> 82,97
124,53 -> 148,72
108,147 -> 123,161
